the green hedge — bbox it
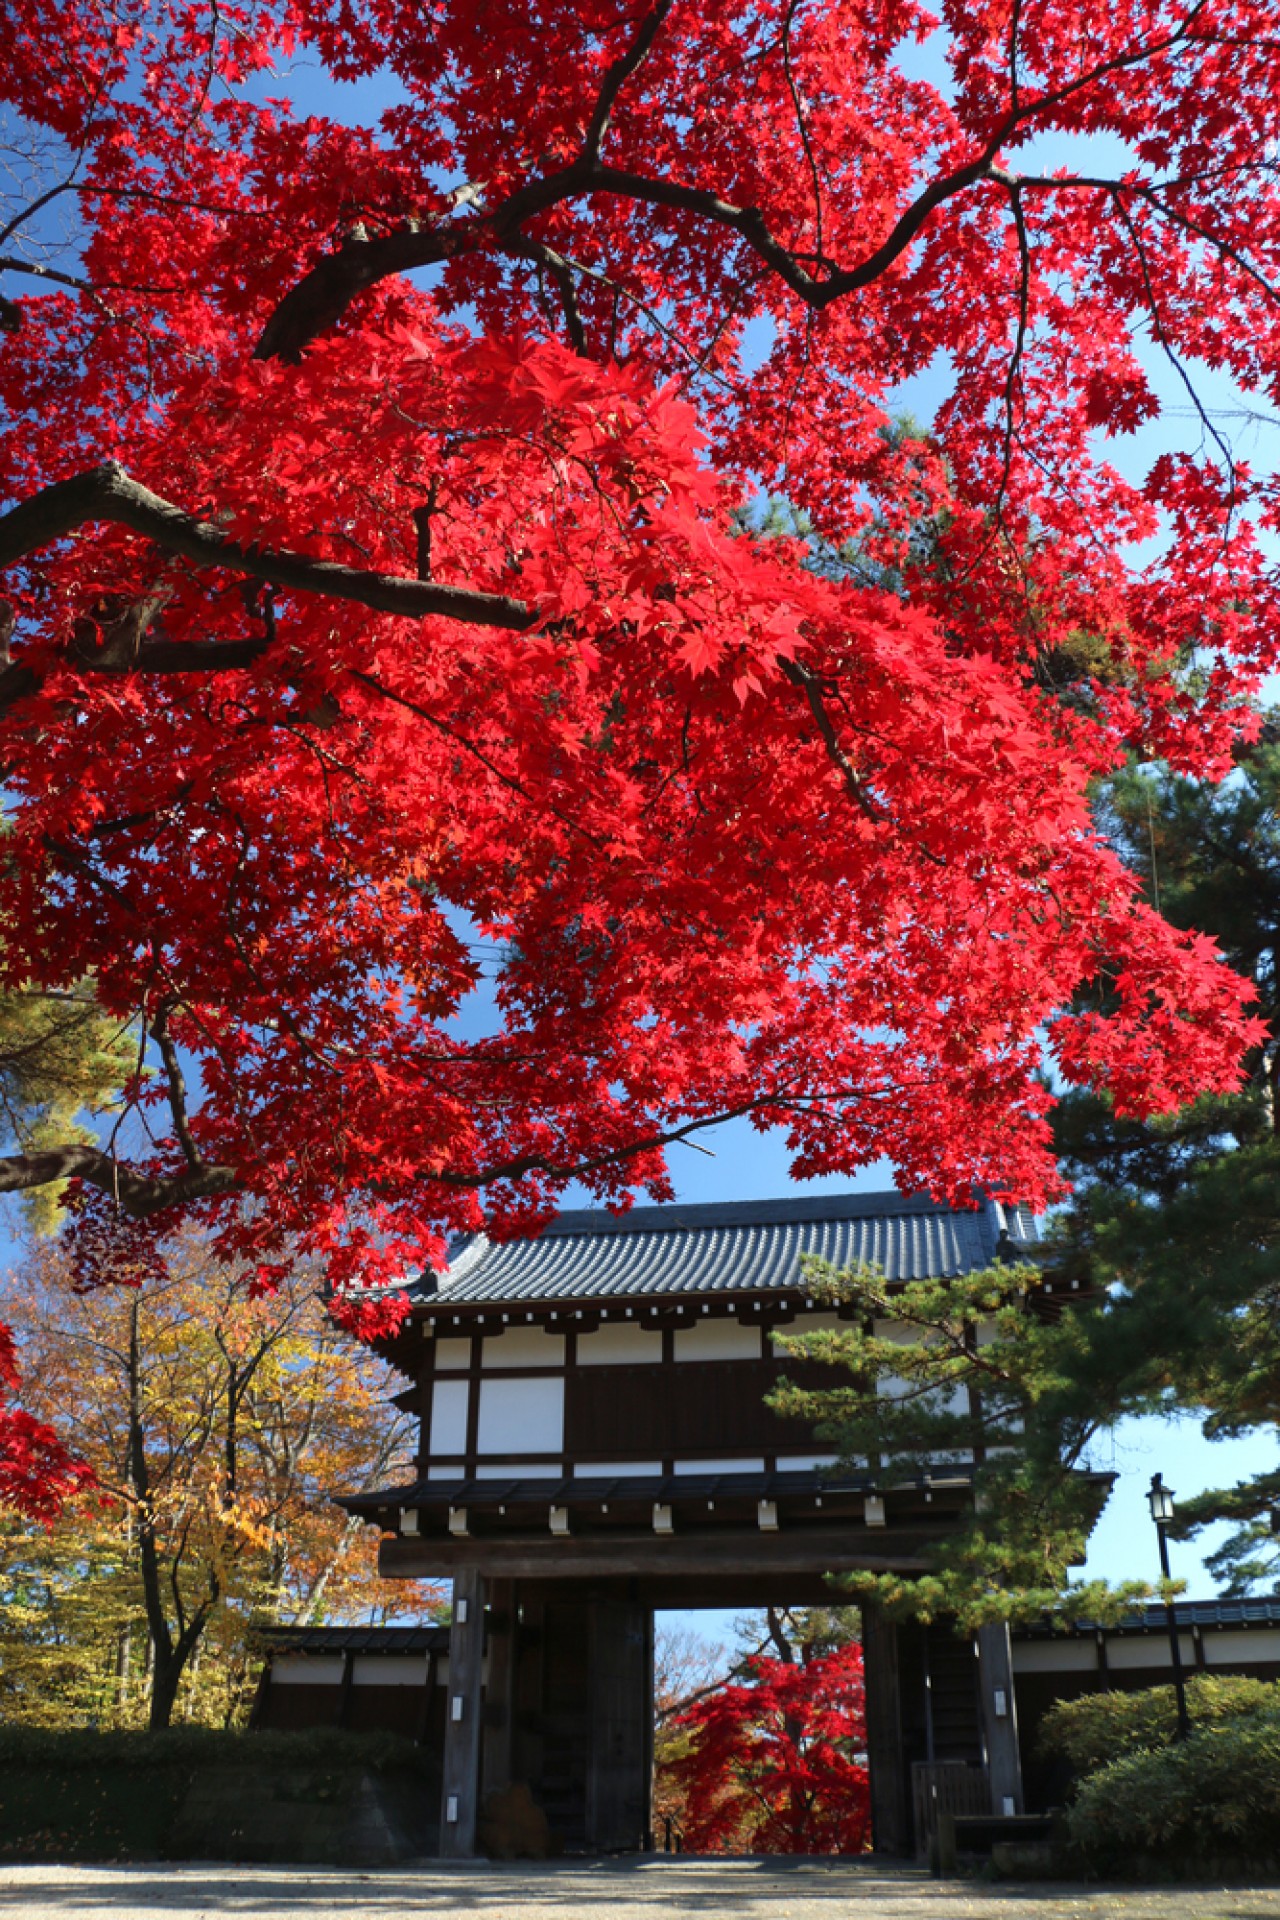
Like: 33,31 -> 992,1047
1039,1675 -> 1280,1877
0,1728 -> 436,1863
0,1725 -> 430,1771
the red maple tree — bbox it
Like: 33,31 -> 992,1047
0,1322 -> 92,1522
1,0 -> 1279,1492
666,1642 -> 871,1854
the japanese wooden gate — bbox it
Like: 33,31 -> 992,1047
344,1190 -> 1048,1855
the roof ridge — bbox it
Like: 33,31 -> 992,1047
530,1188 -> 967,1237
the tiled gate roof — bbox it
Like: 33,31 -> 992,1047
414,1190 -> 1037,1308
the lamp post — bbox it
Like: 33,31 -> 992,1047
1147,1472 -> 1192,1741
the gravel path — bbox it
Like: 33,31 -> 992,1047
1,1861 -> 1279,1920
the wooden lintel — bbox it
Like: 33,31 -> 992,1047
406,1290 -> 814,1335
380,1526 -> 934,1582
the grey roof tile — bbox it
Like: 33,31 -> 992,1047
261,1624 -> 447,1655
1015,1598 -> 1280,1638
342,1464 -> 970,1512
415,1189 -> 1032,1308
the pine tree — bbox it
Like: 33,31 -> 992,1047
1050,729 -> 1280,1593
0,978 -> 135,1234
769,1258 -> 1150,1625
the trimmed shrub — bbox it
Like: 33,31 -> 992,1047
1040,1676 -> 1280,1877
0,1728 -> 437,1863
1040,1673 -> 1279,1777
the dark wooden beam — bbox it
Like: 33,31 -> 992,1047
381,1526 -> 935,1582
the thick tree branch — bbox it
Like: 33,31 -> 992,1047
0,463 -> 534,632
246,1 -> 1254,367
0,1143 -> 238,1218
150,1000 -> 203,1173
581,0 -> 677,166
253,222 -> 471,363
249,142 -> 1011,364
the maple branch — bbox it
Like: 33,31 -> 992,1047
412,480 -> 441,582
999,186 -> 1032,523
150,1000 -> 202,1173
0,463 -> 534,632
580,0 -> 676,167
781,0 -> 825,275
249,0 -> 1252,367
0,586 -> 272,715
350,669 -> 606,848
1007,171 -> 1280,307
1112,193 -> 1241,525
779,658 -> 882,821
0,1144 -> 237,1218
515,235 -> 588,353
253,222 -> 471,364
427,1092 -> 811,1188
0,254 -> 98,301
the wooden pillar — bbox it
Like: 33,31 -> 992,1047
512,1588 -> 546,1795
585,1598 -> 653,1853
482,1577 -> 517,1802
439,1568 -> 485,1857
335,1648 -> 354,1728
976,1621 -> 1024,1815
863,1601 -> 911,1855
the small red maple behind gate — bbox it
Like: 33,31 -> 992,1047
664,1642 -> 871,1856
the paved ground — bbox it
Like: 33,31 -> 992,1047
1,1862 -> 1279,1920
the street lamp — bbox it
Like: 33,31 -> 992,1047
1147,1472 -> 1192,1741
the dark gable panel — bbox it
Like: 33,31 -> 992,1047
564,1357 -> 836,1459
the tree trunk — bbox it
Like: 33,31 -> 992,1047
114,1621 -> 132,1720
148,1645 -> 187,1730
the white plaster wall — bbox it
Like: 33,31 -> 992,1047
674,1319 -> 762,1362
480,1328 -> 566,1369
473,1460 -> 560,1479
576,1323 -> 663,1365
272,1656 -> 345,1686
432,1337 -> 472,1372
476,1375 -> 564,1454
1011,1641 -> 1099,1674
428,1378 -> 470,1454
575,1460 -> 665,1476
1106,1635 -> 1196,1670
352,1655 -> 430,1687
1203,1629 -> 1280,1664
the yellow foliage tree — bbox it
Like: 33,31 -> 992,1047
0,1221 -> 440,1728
